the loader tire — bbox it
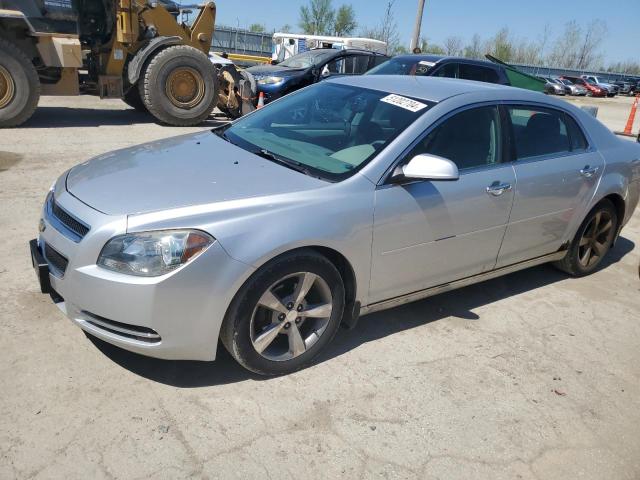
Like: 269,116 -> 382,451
0,39 -> 40,128
122,86 -> 147,113
139,45 -> 217,126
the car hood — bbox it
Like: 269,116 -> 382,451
65,131 -> 327,216
246,65 -> 306,77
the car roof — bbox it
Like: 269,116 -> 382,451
328,75 -> 545,103
308,48 -> 386,56
389,54 -> 499,68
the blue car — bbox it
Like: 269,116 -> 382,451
247,48 -> 388,105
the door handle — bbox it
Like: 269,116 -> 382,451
580,166 -> 599,178
486,182 -> 512,196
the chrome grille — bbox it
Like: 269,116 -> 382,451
45,192 -> 90,242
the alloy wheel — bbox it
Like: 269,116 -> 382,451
578,210 -> 614,268
250,272 -> 333,361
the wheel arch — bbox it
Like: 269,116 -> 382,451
226,245 -> 360,330
598,192 -> 626,243
127,35 -> 183,86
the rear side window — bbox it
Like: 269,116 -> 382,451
405,106 -> 502,171
564,114 -> 589,151
507,107 -> 571,159
459,64 -> 500,84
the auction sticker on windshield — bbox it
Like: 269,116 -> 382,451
380,94 -> 428,113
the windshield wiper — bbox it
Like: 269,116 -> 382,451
213,125 -> 234,144
254,148 -> 313,176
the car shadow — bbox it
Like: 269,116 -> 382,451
89,237 -> 635,387
21,106 -> 230,128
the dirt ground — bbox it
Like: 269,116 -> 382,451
1,95 -> 639,480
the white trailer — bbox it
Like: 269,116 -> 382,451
272,33 -> 387,63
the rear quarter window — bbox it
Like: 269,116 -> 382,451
564,114 -> 589,151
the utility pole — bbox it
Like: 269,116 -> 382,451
410,0 -> 426,52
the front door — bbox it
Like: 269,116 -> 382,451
496,105 -> 604,267
369,105 -> 516,303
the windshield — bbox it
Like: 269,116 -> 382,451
279,50 -> 335,69
560,79 -> 573,85
585,78 -> 597,85
220,82 -> 432,181
367,57 -> 433,76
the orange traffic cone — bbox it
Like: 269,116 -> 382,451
616,95 -> 639,137
257,92 -> 265,109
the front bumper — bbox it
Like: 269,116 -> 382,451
32,189 -> 253,361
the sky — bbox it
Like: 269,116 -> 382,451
210,0 -> 638,64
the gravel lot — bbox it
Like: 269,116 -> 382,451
1,94 -> 639,479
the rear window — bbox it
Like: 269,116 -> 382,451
507,107 -> 571,159
458,64 -> 500,84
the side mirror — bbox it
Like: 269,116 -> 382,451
397,154 -> 459,182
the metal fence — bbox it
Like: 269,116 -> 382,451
211,26 -> 272,57
509,63 -> 639,83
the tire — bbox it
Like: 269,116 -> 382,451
122,86 -> 147,112
220,250 -> 346,375
553,199 -> 618,277
0,38 -> 40,128
138,45 -> 217,126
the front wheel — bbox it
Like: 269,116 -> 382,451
554,200 -> 618,276
220,250 -> 345,375
139,45 -> 217,126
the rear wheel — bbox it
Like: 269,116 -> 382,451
139,45 -> 217,126
554,200 -> 618,276
0,39 -> 40,128
220,250 -> 345,375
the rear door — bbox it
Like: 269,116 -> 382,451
496,104 -> 604,267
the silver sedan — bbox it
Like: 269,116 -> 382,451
31,76 -> 640,375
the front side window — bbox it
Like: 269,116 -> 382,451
404,106 -> 502,171
507,107 -> 571,159
221,83 -> 432,181
323,55 -> 370,75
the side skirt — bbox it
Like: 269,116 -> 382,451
360,250 -> 567,316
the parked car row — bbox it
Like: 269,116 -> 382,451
247,49 -> 639,109
541,74 -> 640,98
249,52 -> 554,108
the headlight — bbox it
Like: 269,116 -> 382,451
258,76 -> 284,85
98,230 -> 214,277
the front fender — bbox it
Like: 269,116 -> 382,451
127,36 -> 182,85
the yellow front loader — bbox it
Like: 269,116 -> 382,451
0,0 -> 255,127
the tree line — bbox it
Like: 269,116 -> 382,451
294,0 -> 639,75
